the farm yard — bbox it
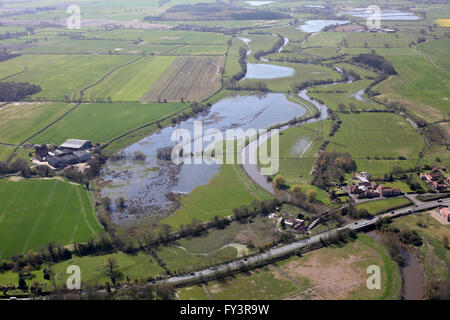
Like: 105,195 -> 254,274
0,178 -> 103,259
141,56 -> 225,102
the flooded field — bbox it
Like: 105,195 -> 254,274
298,20 -> 350,32
340,9 -> 420,20
244,63 -> 295,79
99,93 -> 306,223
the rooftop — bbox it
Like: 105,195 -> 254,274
60,139 -> 91,150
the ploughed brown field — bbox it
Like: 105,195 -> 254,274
141,55 -> 225,103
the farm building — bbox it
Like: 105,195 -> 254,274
48,156 -> 65,169
73,150 -> 91,162
60,139 -> 92,151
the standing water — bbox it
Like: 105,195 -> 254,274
99,93 -> 306,223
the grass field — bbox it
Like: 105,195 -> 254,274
161,164 -> 271,229
156,245 -> 238,274
0,178 -> 103,259
51,251 -> 165,286
373,44 -> 449,124
175,216 -> 279,254
0,55 -> 136,100
85,56 -> 177,102
0,102 -> 75,145
327,113 -> 425,175
179,234 -> 401,300
355,197 -> 412,215
21,38 -> 180,55
224,37 -> 246,81
261,120 -> 333,204
0,146 -> 14,161
142,56 -> 225,102
304,32 -> 414,49
31,102 -> 185,145
87,29 -> 229,45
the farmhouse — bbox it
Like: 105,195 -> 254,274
420,169 -> 449,191
60,139 -> 92,151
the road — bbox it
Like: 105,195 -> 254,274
158,198 -> 449,287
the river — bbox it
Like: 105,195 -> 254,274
367,231 -> 425,300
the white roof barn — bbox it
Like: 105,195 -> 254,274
60,139 -> 92,151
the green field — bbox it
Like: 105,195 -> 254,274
179,234 -> 401,300
0,178 -> 103,258
0,102 -> 75,145
261,119 -> 333,204
373,45 -> 450,122
51,251 -> 165,286
85,56 -> 177,101
156,245 -> 238,274
327,113 -> 425,175
0,146 -> 14,161
175,215 -> 279,254
161,164 -> 271,229
31,102 -> 185,145
355,197 -> 412,215
87,29 -> 229,45
0,55 -> 136,100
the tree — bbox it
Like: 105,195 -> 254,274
36,165 -> 50,177
306,189 -> 317,203
443,236 -> 449,250
18,272 -> 28,291
273,175 -> 286,189
103,258 -> 122,285
102,197 -> 112,210
116,197 -> 126,209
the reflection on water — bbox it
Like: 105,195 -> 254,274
100,93 -> 306,223
340,9 -> 419,20
245,1 -> 274,6
244,63 -> 295,79
298,20 -> 350,32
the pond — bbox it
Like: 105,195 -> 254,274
297,20 -> 350,32
99,93 -> 306,223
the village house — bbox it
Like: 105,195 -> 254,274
420,169 -> 449,191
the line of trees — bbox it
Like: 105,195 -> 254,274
253,34 -> 285,60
